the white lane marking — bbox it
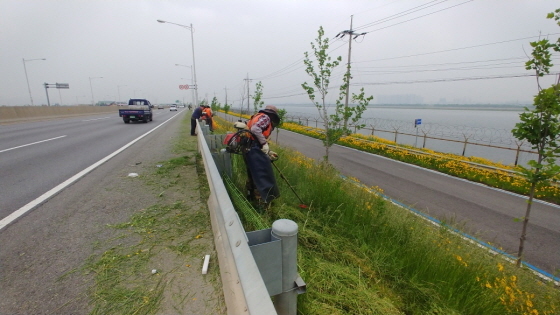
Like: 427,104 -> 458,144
0,113 -> 181,231
0,135 -> 67,153
81,117 -> 111,122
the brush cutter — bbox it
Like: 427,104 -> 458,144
271,161 -> 307,208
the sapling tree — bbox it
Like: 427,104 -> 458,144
275,108 -> 287,143
333,67 -> 372,136
512,8 -> 560,267
210,96 -> 220,111
302,26 -> 340,161
302,26 -> 372,162
252,81 -> 265,114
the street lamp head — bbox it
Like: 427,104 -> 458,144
23,58 -> 47,62
157,19 -> 166,23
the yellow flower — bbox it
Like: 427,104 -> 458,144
497,263 -> 504,272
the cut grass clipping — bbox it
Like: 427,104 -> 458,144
84,201 -> 209,315
82,115 -> 220,315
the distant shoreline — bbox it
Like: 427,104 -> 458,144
371,104 -> 527,111
278,103 -> 528,111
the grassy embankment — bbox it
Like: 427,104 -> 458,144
215,115 -> 559,315
222,110 -> 559,205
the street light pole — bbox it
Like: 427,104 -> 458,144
157,19 -> 199,106
89,76 -> 103,106
22,58 -> 46,106
117,85 -> 127,103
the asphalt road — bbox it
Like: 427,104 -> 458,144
0,108 -> 225,314
0,108 -> 183,220
1,109 -> 558,278
220,112 -> 559,277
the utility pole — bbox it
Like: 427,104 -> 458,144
336,15 -> 367,132
244,74 -> 252,114
224,86 -> 228,106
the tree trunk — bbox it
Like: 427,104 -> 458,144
516,177 -> 537,267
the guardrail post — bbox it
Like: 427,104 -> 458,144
462,137 -> 469,156
272,219 -> 299,315
514,144 -> 522,166
200,120 -> 210,135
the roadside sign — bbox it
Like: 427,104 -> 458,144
414,118 -> 422,147
179,84 -> 190,90
56,83 -> 69,89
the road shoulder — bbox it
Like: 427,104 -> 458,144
0,113 -> 225,314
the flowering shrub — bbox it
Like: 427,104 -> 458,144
281,122 -> 560,204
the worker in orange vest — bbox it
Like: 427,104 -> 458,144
243,105 -> 281,206
201,105 -> 214,131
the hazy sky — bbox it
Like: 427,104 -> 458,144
2,0 -> 559,107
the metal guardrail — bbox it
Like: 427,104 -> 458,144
196,122 -> 278,315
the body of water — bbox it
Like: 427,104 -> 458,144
276,104 -> 538,166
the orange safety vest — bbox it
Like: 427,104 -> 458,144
201,108 -> 210,117
247,112 -> 273,140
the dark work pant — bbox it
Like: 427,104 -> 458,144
191,118 -> 197,135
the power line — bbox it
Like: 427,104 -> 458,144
253,42 -> 348,81
252,1 -> 475,83
260,71 -> 560,101
355,72 -> 560,86
354,0 -> 450,31
353,33 -> 560,64
355,0 -> 474,34
353,62 -> 531,74
355,56 -> 531,69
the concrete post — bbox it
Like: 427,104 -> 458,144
272,219 -> 299,315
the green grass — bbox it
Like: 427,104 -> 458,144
221,110 -> 559,204
282,121 -> 560,205
81,115 -> 223,315
216,116 -> 560,315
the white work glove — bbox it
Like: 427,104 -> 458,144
261,143 -> 270,154
233,121 -> 247,130
268,150 -> 279,161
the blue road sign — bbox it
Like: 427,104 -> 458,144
415,118 -> 422,126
